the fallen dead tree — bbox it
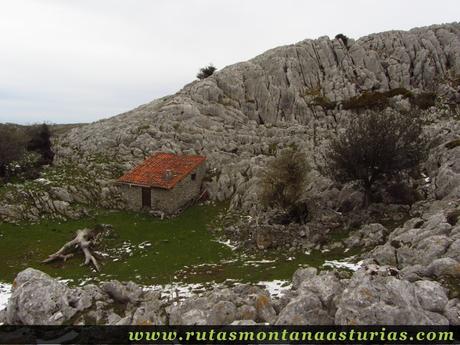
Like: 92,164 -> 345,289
43,225 -> 112,271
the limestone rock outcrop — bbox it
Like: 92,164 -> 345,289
48,22 -> 460,214
3,264 -> 459,325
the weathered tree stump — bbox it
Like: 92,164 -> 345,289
43,225 -> 112,271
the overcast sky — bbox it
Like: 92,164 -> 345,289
0,0 -> 458,124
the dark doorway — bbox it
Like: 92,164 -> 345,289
142,187 -> 151,208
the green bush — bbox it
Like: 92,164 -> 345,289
410,92 -> 436,110
311,95 -> 336,110
5,152 -> 41,181
342,92 -> 389,110
452,76 -> 460,88
259,148 -> 310,223
342,88 -> 412,111
197,64 -> 217,80
0,123 -> 54,182
386,181 -> 420,205
27,123 -> 54,165
340,89 -> 436,111
385,88 -> 413,98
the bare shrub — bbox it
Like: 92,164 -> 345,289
259,148 -> 310,223
324,110 -> 426,204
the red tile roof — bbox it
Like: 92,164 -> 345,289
117,153 -> 206,189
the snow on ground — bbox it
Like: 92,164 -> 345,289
144,279 -> 292,300
145,282 -> 211,300
243,259 -> 277,266
0,282 -> 12,319
322,257 -> 363,271
214,239 -> 239,251
0,276 -> 292,318
257,280 -> 291,298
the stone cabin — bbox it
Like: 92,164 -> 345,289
117,153 -> 206,215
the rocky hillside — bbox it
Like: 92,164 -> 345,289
2,23 -> 459,223
53,23 -> 460,210
0,23 -> 459,223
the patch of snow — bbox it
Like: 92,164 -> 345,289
58,279 -> 72,285
144,279 -> 292,300
258,280 -> 291,297
94,251 -> 110,257
138,241 -> 152,249
144,282 -> 210,299
244,259 -> 276,265
0,282 -> 12,315
220,258 -> 238,264
321,248 -> 330,253
323,258 -> 363,271
76,278 -> 93,286
214,239 -> 239,251
34,178 -> 51,185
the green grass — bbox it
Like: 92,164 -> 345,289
0,203 -> 360,287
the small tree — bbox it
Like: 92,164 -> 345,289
324,110 -> 425,204
0,126 -> 27,177
335,33 -> 349,46
27,123 -> 54,165
197,64 -> 217,80
259,148 -> 310,223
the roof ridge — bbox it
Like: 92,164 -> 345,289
117,153 -> 206,189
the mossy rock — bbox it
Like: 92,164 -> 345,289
304,87 -> 322,97
451,76 -> 460,88
410,92 -> 437,110
342,92 -> 389,110
268,143 -> 278,155
341,89 -> 437,111
446,208 -> 460,226
310,95 -> 336,110
341,88 -> 412,111
385,87 -> 413,98
445,139 -> 460,150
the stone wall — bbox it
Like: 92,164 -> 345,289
118,184 -> 143,211
151,163 -> 206,214
118,162 -> 206,215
